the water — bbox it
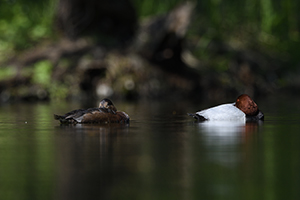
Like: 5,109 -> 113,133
0,96 -> 300,200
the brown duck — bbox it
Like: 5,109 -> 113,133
54,99 -> 130,124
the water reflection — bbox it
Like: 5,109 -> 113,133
197,120 -> 262,145
53,123 -> 131,200
1,98 -> 300,200
199,120 -> 245,135
195,121 -> 263,167
197,120 -> 263,144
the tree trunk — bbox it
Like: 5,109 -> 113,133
55,0 -> 137,43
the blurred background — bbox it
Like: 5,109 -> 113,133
1,0 -> 300,102
2,1 -> 300,200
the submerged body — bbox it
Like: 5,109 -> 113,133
54,99 -> 130,124
188,94 -> 264,122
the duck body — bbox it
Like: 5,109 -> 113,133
192,103 -> 245,121
54,99 -> 130,124
188,94 -> 264,122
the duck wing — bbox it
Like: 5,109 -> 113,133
54,108 -> 101,123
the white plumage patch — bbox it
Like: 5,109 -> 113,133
196,103 -> 245,121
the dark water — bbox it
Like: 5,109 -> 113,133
1,96 -> 300,200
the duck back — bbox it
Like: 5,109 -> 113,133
196,103 -> 245,121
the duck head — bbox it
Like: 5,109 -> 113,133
235,94 -> 258,116
99,98 -> 117,112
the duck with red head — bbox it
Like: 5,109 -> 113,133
54,98 -> 130,124
188,94 -> 264,122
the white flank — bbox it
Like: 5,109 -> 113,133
196,103 -> 245,121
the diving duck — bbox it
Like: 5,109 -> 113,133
54,99 -> 130,124
188,94 -> 264,122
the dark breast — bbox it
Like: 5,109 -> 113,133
246,110 -> 264,121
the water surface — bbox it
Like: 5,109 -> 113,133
0,96 -> 300,200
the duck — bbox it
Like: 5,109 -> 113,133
188,94 -> 264,122
54,98 -> 130,124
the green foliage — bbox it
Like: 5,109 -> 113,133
32,60 -> 53,87
132,0 -> 300,69
0,0 -> 55,60
0,67 -> 16,80
186,0 -> 300,72
48,82 -> 70,100
132,0 -> 182,18
205,0 -> 299,41
1,0 -> 300,99
31,60 -> 70,99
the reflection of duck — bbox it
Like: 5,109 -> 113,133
188,94 -> 264,122
54,99 -> 130,124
